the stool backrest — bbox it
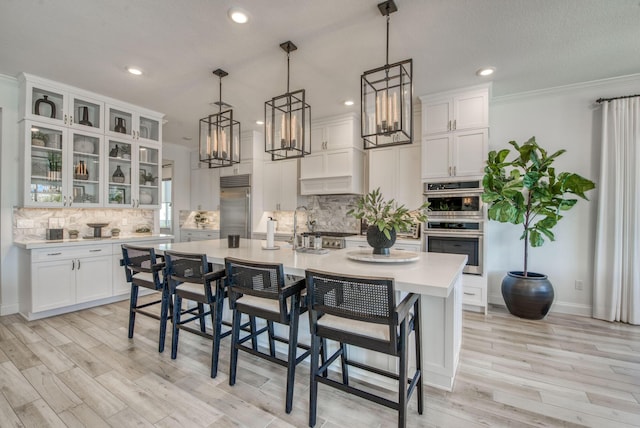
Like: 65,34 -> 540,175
306,269 -> 395,326
121,244 -> 162,285
164,250 -> 210,284
224,257 -> 285,299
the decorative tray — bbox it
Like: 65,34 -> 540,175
346,249 -> 420,263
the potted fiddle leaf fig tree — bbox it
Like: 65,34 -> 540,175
482,136 -> 595,319
348,188 -> 429,255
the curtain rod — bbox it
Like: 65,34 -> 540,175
596,94 -> 640,103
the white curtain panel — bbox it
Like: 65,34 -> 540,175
593,96 -> 640,324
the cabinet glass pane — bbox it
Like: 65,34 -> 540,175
139,115 -> 160,142
72,133 -> 100,204
74,99 -> 101,130
32,87 -> 63,121
108,139 -> 132,206
108,108 -> 132,136
139,146 -> 159,205
29,125 -> 63,204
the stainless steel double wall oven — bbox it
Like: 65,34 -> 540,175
422,180 -> 484,275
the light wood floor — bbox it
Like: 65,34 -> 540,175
0,299 -> 639,427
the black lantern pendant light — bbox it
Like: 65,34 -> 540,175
361,0 -> 413,149
265,41 -> 311,160
199,69 -> 241,168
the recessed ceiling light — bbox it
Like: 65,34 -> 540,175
344,100 -> 355,106
127,67 -> 143,76
228,7 -> 249,24
476,67 -> 495,77
256,120 -> 264,125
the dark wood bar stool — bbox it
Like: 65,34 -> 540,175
163,250 -> 230,378
121,244 -> 170,352
225,257 -> 309,414
305,269 -> 423,428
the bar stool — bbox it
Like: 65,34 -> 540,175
305,269 -> 423,428
121,244 -> 170,352
163,250 -> 229,378
225,257 -> 309,414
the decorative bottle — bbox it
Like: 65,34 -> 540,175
112,165 -> 125,183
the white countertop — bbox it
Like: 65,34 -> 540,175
157,238 -> 466,298
14,234 -> 174,250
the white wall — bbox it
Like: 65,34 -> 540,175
488,74 -> 640,316
0,74 -> 19,315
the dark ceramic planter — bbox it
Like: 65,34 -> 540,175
366,226 -> 396,255
501,271 -> 554,320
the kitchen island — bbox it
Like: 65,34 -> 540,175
157,238 -> 467,391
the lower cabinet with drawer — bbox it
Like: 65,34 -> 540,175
180,229 -> 220,242
18,236 -> 173,320
461,274 -> 488,315
26,244 -> 113,317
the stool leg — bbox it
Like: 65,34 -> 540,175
249,315 -> 258,351
171,293 -> 182,359
309,334 -> 320,427
340,343 -> 349,385
285,301 -> 300,414
158,282 -> 171,353
210,300 -> 220,378
197,302 -> 206,333
128,284 -> 139,338
398,320 -> 408,428
229,307 -> 241,386
267,320 -> 276,357
414,300 -> 424,415
321,338 -> 328,378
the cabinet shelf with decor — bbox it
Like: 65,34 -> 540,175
105,103 -> 162,144
106,138 -> 160,208
22,120 -> 105,208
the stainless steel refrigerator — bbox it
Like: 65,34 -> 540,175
220,174 -> 251,239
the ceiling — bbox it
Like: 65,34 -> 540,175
1,0 -> 639,148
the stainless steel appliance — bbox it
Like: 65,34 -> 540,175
318,232 -> 357,249
423,180 -> 483,218
220,174 -> 251,239
423,219 -> 484,275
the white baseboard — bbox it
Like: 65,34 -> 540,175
0,303 -> 19,316
489,293 -> 591,317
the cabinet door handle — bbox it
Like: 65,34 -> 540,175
64,114 -> 68,125
77,259 -> 81,269
453,119 -> 456,130
464,291 -> 475,296
71,259 -> 75,270
453,166 -> 456,176
89,249 -> 102,253
447,120 -> 451,131
47,252 -> 62,256
69,115 -> 74,126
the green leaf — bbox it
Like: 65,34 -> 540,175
529,229 -> 544,247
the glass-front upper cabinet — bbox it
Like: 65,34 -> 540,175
23,120 -> 104,208
19,73 -> 104,133
106,138 -> 160,208
105,103 -> 162,144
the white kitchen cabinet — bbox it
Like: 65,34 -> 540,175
105,102 -> 162,144
180,229 -> 220,242
27,244 -> 112,316
22,120 -> 106,208
219,161 -> 253,177
299,149 -> 364,195
189,149 -> 221,210
263,159 -> 298,211
421,87 -> 488,135
421,129 -> 488,180
368,144 -> 422,209
106,137 -> 161,208
310,114 -> 358,152
462,274 -> 488,315
19,73 -> 105,133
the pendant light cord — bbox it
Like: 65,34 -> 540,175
218,75 -> 223,113
386,13 -> 390,66
286,51 -> 291,94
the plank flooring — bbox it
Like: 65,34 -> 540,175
0,298 -> 639,427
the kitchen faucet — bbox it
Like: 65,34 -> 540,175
292,205 -> 308,250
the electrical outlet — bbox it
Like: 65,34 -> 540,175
575,280 -> 584,290
17,219 -> 34,228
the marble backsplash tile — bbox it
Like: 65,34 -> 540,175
304,195 -> 360,233
179,210 -> 220,229
14,208 -> 155,240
